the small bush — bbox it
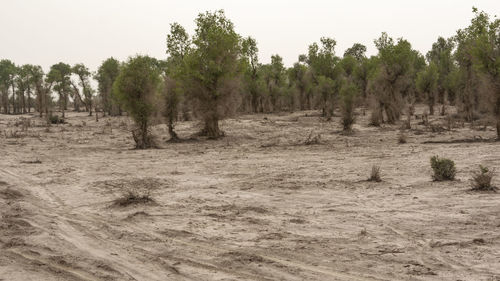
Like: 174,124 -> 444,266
368,165 -> 382,182
471,165 -> 496,191
430,156 -> 456,181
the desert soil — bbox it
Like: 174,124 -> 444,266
0,106 -> 499,281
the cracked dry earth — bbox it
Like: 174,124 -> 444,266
0,107 -> 499,281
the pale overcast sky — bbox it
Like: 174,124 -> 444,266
0,0 -> 499,72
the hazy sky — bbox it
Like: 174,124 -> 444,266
1,0 -> 499,72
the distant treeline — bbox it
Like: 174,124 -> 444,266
0,7 -> 498,145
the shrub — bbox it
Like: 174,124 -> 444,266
368,165 -> 382,182
471,165 -> 496,191
430,156 -> 456,181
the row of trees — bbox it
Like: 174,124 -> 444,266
0,59 -> 120,119
1,8 -> 498,148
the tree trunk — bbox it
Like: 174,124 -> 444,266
11,81 -> 16,114
60,90 -> 68,111
251,92 -> 259,113
1,91 -> 6,114
404,105 -> 412,129
168,121 -> 178,141
496,119 -> 500,140
27,86 -> 31,113
38,87 -> 43,117
142,124 -> 148,149
22,90 -> 26,114
44,88 -> 49,117
203,115 -> 223,139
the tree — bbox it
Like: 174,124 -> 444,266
164,22 -> 191,140
316,75 -> 335,117
28,65 -> 52,117
182,10 -> 244,138
113,55 -> 161,149
15,66 -> 28,114
416,63 -> 439,115
300,37 -> 341,117
241,36 -> 261,112
17,65 -> 39,113
95,58 -> 120,116
453,9 -> 490,123
72,63 -> 94,116
0,60 -> 17,114
340,81 -> 358,132
338,56 -> 360,132
262,54 -> 286,111
426,37 -> 455,107
369,33 -> 420,124
47,62 -> 72,118
288,62 -> 312,110
465,8 -> 500,139
353,56 -> 378,100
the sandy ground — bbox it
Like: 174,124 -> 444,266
0,106 -> 499,281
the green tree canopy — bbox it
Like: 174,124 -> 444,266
47,62 -> 72,117
416,62 -> 439,114
113,55 -> 161,148
182,10 -> 245,138
344,43 -> 367,60
95,57 -> 120,115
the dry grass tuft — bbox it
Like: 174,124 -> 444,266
368,165 -> 382,182
113,190 -> 154,207
108,178 -> 162,207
